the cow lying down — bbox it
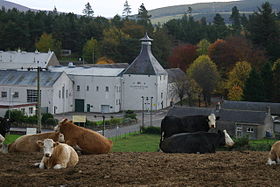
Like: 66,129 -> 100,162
55,119 -> 113,154
0,132 -> 64,153
160,130 -> 234,153
35,139 -> 78,169
267,141 -> 280,165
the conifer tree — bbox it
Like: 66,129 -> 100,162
122,0 -> 131,19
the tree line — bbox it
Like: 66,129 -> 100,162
0,2 -> 279,103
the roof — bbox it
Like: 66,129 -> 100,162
59,62 -> 129,69
222,100 -> 280,115
0,70 -> 63,87
123,34 -> 167,75
0,50 -> 58,69
49,66 -> 125,77
166,68 -> 186,83
167,106 -> 267,125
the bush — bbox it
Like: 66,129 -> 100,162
110,118 -> 122,125
41,113 -> 54,125
24,115 -> 38,124
4,110 -> 25,123
232,136 -> 249,150
141,126 -> 161,135
45,118 -> 58,126
86,120 -> 97,127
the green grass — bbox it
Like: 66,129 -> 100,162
3,134 -> 21,144
111,134 -> 161,152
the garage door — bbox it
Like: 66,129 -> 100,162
75,99 -> 84,112
101,105 -> 110,113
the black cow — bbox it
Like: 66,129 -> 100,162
159,130 -> 234,154
0,117 -> 12,138
160,114 -> 219,141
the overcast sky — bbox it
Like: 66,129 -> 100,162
7,0 -> 237,17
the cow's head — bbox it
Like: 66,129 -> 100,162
57,133 -> 65,143
207,113 -> 220,129
37,139 -> 59,158
222,130 -> 234,147
54,118 -> 68,132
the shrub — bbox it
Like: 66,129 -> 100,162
45,118 -> 58,126
86,120 -> 97,127
41,113 -> 54,125
141,126 -> 161,135
232,136 -> 249,150
110,118 -> 122,125
4,110 -> 25,123
24,115 -> 38,124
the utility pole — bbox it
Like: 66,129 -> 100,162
141,96 -> 144,132
150,97 -> 153,126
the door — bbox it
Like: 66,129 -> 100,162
101,105 -> 110,113
87,104 -> 91,112
75,99 -> 84,112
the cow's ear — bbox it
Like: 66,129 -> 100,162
60,118 -> 68,124
53,142 -> 59,147
216,116 -> 220,120
37,140 -> 44,147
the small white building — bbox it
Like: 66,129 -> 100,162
121,34 -> 169,111
0,50 -> 59,70
0,70 -> 73,116
49,65 -> 124,113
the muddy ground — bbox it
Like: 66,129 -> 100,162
0,151 -> 279,186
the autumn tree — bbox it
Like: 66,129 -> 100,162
83,2 -> 94,17
272,59 -> 280,102
243,68 -> 265,101
197,39 -> 210,56
187,55 -> 220,106
82,38 -> 99,64
35,33 -> 61,56
226,61 -> 252,100
168,44 -> 198,71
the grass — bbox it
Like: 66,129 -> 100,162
3,134 -> 21,144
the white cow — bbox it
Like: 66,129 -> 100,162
35,139 -> 79,169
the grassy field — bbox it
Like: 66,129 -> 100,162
3,134 -> 21,145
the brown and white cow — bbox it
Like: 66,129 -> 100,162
267,141 -> 280,165
0,134 -> 4,143
54,119 -> 113,154
0,132 -> 64,153
35,139 -> 79,169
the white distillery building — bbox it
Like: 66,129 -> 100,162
122,34 -> 169,111
0,70 -> 73,116
0,50 -> 59,70
49,65 -> 124,113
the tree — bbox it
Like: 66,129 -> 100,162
187,55 -> 220,106
226,61 -> 252,100
122,0 -> 132,19
243,68 -> 265,101
260,62 -> 273,101
230,6 -> 241,34
82,38 -> 99,64
272,59 -> 280,102
35,33 -> 61,56
137,3 -> 153,32
211,13 -> 229,39
197,39 -> 210,56
168,44 -> 197,71
170,75 -> 189,106
83,2 -> 94,17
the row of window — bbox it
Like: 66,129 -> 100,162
77,85 -> 120,92
236,127 -> 254,133
1,91 -> 19,98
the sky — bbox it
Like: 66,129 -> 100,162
7,0 -> 237,17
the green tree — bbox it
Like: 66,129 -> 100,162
197,39 -> 210,56
83,38 -> 99,64
260,62 -> 273,101
83,2 -> 94,17
187,55 -> 220,106
272,59 -> 280,102
243,68 -> 265,101
230,6 -> 241,34
212,13 -> 228,39
137,3 -> 153,32
35,33 -> 61,56
122,0 -> 132,19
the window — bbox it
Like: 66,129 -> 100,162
116,99 -> 118,105
62,86 -> 65,99
247,127 -> 254,133
66,90 -> 68,98
29,107 -> 33,114
21,108 -> 25,114
77,85 -> 80,91
1,91 -> 7,98
59,90 -> 61,98
86,86 -> 89,91
96,86 -> 99,92
105,86 -> 109,92
27,90 -> 38,102
137,82 -> 141,84
161,92 -> 163,99
13,92 -> 19,98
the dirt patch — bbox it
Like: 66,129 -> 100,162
0,151 -> 279,186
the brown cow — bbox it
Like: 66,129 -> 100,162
0,132 -> 64,153
267,141 -> 280,165
35,139 -> 79,169
54,119 -> 112,154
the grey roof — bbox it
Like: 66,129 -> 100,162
0,70 -> 63,87
166,68 -> 186,83
59,62 -> 129,69
123,34 -> 167,75
167,106 -> 267,125
222,100 -> 280,115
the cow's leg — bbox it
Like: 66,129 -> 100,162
53,164 -> 64,169
36,157 -> 46,169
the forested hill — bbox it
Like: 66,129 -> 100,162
149,0 -> 280,24
0,0 -> 33,12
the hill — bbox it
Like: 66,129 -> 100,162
149,0 -> 280,24
0,0 -> 33,11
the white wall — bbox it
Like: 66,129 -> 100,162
72,75 -> 121,113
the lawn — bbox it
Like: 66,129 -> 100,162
3,134 -> 21,144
